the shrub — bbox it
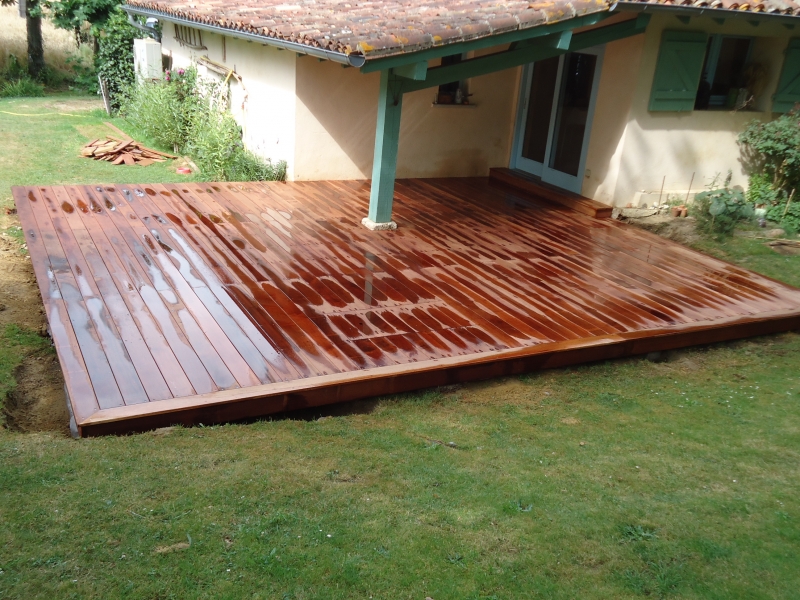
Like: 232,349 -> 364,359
739,112 -> 800,194
694,172 -> 754,236
767,201 -> 800,235
120,67 -> 286,182
0,78 -> 45,98
121,67 -> 198,151
746,172 -> 779,206
95,7 -> 139,110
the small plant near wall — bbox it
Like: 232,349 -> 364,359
120,66 -> 286,182
694,172 -> 754,236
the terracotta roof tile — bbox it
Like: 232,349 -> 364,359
124,0 -> 800,61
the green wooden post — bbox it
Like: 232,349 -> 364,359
365,70 -> 403,230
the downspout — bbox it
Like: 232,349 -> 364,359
122,5 -> 366,67
127,13 -> 161,42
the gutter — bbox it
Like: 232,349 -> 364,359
122,4 -> 367,67
609,1 -> 800,25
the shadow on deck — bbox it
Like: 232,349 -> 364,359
13,177 -> 800,436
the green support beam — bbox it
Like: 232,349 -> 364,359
366,70 -> 404,228
394,61 -> 428,80
362,14 -> 651,229
398,15 -> 650,94
360,11 -> 610,74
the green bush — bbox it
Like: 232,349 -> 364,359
767,201 -> 800,235
739,112 -> 800,194
120,67 -> 286,182
96,7 -> 139,110
694,173 -> 754,236
746,172 -> 779,206
0,78 -> 46,98
121,68 -> 198,151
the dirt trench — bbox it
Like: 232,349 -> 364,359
0,220 -> 69,434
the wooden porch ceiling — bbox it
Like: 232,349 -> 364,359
14,177 -> 800,436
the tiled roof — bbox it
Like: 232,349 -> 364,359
125,0 -> 610,59
124,0 -> 800,61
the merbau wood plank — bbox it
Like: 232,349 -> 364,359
75,185 -> 242,390
55,186 -> 197,399
13,188 -> 101,426
50,186 -> 176,402
23,187 -> 129,409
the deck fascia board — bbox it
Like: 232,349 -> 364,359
78,307 -> 800,435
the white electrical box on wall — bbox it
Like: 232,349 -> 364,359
133,38 -> 163,82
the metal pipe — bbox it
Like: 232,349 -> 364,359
122,5 -> 366,67
127,12 -> 161,42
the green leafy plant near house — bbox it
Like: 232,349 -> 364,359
739,112 -> 800,231
120,66 -> 286,182
694,172 -> 754,236
95,7 -> 139,110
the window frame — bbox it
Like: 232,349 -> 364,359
699,34 -> 754,108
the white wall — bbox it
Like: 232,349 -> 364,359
582,13 -> 791,206
294,53 -> 519,180
161,23 -> 297,178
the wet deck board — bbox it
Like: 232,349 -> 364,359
14,178 -> 800,436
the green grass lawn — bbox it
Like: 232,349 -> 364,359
1,95 -> 799,599
0,93 -> 195,213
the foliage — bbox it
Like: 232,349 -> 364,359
693,172 -> 754,236
0,78 -> 45,98
767,200 -> 800,236
43,0 -> 120,39
121,68 -> 287,182
95,7 -> 138,110
746,172 -> 779,206
0,54 -> 26,81
739,111 -> 800,195
120,67 -> 198,151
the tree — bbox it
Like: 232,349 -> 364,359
44,0 -> 121,46
0,0 -> 45,80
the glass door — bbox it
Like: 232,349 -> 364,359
512,48 -> 603,194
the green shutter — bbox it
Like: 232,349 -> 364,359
649,31 -> 708,112
774,39 -> 800,113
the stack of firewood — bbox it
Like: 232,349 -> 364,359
80,136 -> 176,166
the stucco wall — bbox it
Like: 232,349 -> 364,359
583,13 -> 791,206
161,23 -> 297,177
294,55 -> 519,180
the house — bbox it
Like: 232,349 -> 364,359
15,1 -> 800,436
122,0 -> 800,227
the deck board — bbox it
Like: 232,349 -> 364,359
14,177 -> 800,436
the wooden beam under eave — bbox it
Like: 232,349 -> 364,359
399,15 -> 651,93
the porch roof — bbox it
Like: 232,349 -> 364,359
124,0 -> 800,64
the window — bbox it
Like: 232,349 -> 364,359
436,54 -> 468,104
695,35 -> 752,109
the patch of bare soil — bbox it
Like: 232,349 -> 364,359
621,214 -> 702,246
0,221 -> 68,434
4,354 -> 69,434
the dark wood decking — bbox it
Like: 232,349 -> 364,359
14,178 -> 800,436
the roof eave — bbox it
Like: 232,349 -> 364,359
611,1 -> 800,25
122,4 -> 367,67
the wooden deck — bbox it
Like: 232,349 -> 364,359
14,177 -> 800,436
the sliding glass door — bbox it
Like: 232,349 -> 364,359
513,48 -> 603,194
